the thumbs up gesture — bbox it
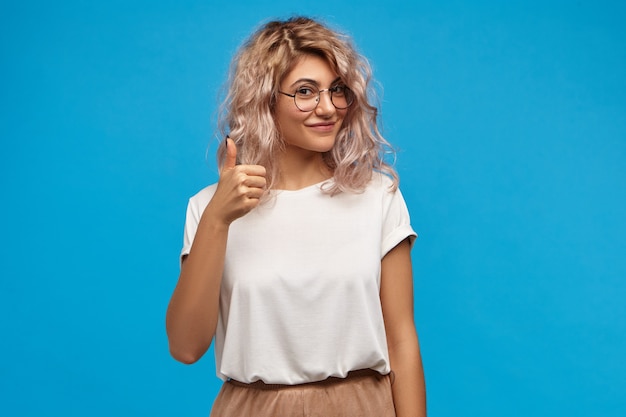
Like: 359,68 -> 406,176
206,137 -> 267,225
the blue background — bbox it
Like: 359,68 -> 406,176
2,1 -> 625,416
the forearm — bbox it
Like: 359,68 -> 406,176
167,139 -> 266,363
166,208 -> 229,364
388,331 -> 427,417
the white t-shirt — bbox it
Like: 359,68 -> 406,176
180,173 -> 416,384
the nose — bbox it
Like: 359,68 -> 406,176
315,89 -> 335,116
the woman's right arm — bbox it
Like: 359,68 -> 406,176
165,139 -> 266,364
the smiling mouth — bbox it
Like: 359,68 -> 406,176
307,122 -> 336,128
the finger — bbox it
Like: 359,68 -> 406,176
243,175 -> 267,189
238,164 -> 267,177
222,137 -> 237,173
245,187 -> 266,199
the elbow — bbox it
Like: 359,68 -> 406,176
168,342 -> 209,365
175,355 -> 200,365
165,315 -> 214,364
169,346 -> 202,364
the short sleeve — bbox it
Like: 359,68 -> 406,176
179,184 -> 218,268
380,187 -> 417,258
180,199 -> 200,268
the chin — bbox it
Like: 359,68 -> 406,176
313,137 -> 338,153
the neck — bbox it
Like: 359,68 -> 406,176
274,147 -> 332,191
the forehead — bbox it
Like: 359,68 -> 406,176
281,54 -> 339,86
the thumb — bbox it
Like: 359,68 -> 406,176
223,137 -> 237,172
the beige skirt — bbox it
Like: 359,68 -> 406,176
209,369 -> 396,417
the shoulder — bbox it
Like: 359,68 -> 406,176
364,173 -> 411,215
365,172 -> 398,196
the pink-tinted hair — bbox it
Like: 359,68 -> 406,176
217,16 -> 398,194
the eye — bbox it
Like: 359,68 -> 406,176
295,86 -> 317,97
330,85 -> 347,96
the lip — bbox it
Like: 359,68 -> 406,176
306,121 -> 336,132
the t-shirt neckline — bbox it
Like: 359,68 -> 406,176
273,179 -> 332,195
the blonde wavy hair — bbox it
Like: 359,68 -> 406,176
217,16 -> 398,194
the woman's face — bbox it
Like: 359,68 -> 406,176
274,54 -> 348,156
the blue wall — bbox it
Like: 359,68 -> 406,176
1,1 -> 624,416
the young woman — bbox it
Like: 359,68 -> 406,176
166,17 -> 426,417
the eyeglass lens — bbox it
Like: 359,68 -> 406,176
294,86 -> 353,112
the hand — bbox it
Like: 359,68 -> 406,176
206,137 -> 267,225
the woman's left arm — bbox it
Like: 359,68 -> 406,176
381,238 -> 427,417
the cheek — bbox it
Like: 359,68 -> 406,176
282,110 -> 308,129
337,109 -> 349,126
276,112 -> 303,140
275,102 -> 304,125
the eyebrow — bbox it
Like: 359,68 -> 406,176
289,77 -> 342,88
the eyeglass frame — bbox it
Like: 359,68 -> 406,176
277,85 -> 354,112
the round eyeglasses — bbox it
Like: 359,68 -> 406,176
278,85 -> 355,112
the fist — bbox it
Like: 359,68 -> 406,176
209,138 -> 267,225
